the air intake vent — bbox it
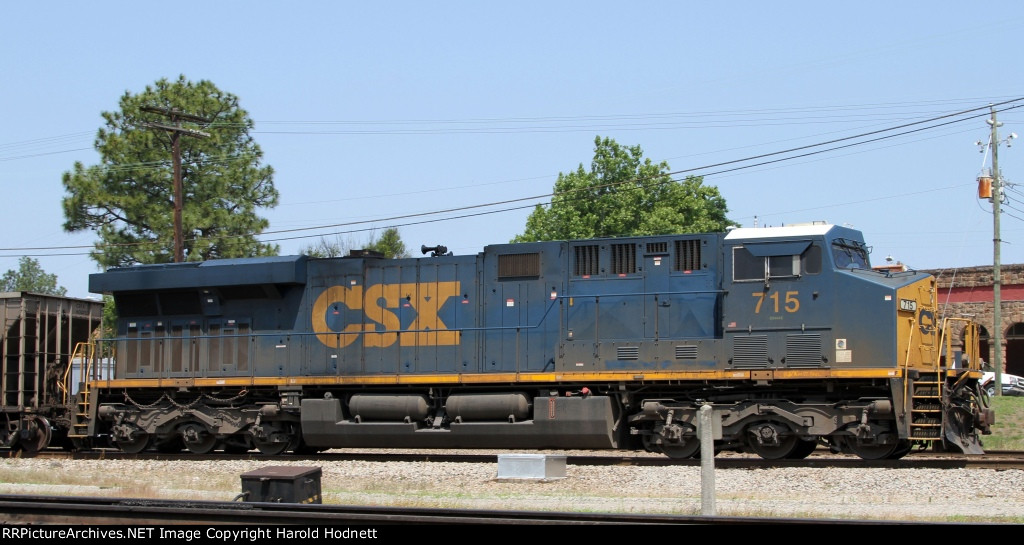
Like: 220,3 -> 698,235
785,334 -> 822,368
646,241 -> 668,255
732,336 -> 768,368
675,239 -> 702,271
617,346 -> 640,360
574,245 -> 600,276
498,253 -> 540,279
611,243 -> 636,275
675,345 -> 698,360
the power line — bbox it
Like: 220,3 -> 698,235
2,99 -> 1021,257
4,96 -> 1022,162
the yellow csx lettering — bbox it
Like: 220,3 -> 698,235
311,282 -> 461,348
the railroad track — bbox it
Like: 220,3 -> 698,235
0,494 -> 937,526
11,448 -> 1024,470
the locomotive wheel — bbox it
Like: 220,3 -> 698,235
185,436 -> 217,454
250,423 -> 300,455
180,423 -> 217,454
116,433 -> 151,454
839,437 -> 911,460
748,434 -> 801,460
253,435 -> 298,456
662,439 -> 701,459
787,438 -> 819,459
885,440 -> 913,460
641,424 -> 701,459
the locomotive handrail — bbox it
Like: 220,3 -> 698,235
92,296 -> 565,347
88,289 -> 726,380
90,288 -> 728,348
557,289 -> 725,298
724,325 -> 833,333
901,315 -> 916,411
60,342 -> 95,406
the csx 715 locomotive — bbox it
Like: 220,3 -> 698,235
77,222 -> 993,459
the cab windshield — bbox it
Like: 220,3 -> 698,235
831,238 -> 870,269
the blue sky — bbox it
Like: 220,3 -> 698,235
3,2 -> 1024,299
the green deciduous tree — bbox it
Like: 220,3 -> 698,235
1,257 -> 67,296
513,136 -> 735,242
62,75 -> 279,268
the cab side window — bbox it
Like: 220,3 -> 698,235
732,243 -> 821,282
733,247 -> 763,281
802,245 -> 822,274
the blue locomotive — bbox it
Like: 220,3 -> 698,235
80,222 -> 993,459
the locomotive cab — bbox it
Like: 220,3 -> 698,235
721,223 -> 941,372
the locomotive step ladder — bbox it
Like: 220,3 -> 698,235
902,313 -> 943,445
68,392 -> 93,440
904,317 -> 981,444
908,371 -> 943,441
62,342 -> 95,441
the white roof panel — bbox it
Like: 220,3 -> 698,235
724,223 -> 835,240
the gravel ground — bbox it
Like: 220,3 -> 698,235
1,450 -> 1022,524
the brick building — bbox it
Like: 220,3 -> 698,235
919,263 -> 1024,376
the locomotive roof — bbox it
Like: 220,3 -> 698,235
724,223 -> 843,240
89,255 -> 308,294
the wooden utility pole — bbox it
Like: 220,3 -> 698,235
140,106 -> 211,262
984,106 -> 1018,394
989,106 -> 1004,395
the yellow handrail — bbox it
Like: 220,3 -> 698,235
60,342 -> 95,406
902,316 -> 916,408
939,317 -> 981,371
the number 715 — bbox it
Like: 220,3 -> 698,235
752,291 -> 800,313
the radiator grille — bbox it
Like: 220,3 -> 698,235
732,336 -> 769,368
574,245 -> 600,276
785,334 -> 822,368
646,241 -> 668,254
617,346 -> 640,360
675,239 -> 702,271
498,253 -> 540,279
675,345 -> 698,360
611,243 -> 636,275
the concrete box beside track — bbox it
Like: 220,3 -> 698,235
496,454 -> 567,481
239,466 -> 322,503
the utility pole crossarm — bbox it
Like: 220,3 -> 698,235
140,122 -> 210,139
140,105 -> 211,124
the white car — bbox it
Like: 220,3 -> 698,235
980,372 -> 1024,397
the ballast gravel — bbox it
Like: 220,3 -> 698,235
1,450 -> 1022,523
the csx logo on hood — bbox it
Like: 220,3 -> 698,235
311,282 -> 461,348
918,308 -> 935,336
